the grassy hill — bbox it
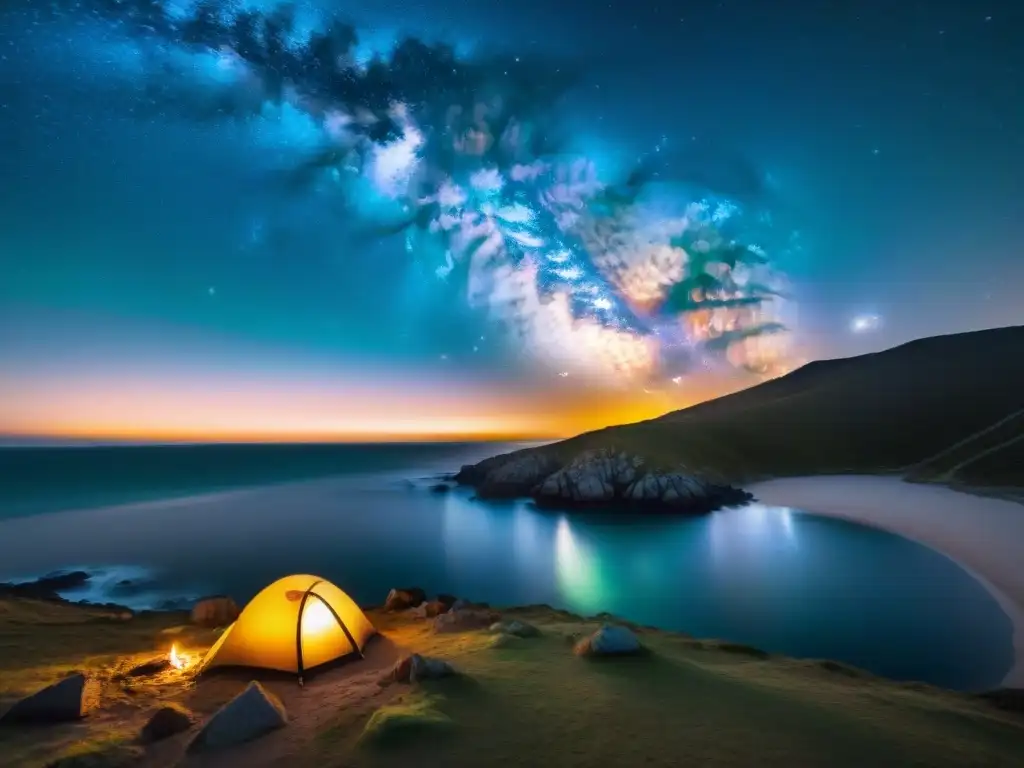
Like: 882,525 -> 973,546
482,326 -> 1024,489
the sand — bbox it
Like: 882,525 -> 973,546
748,475 -> 1024,689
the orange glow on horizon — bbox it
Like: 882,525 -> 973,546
0,366 -> 737,443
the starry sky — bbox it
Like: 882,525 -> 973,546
0,0 -> 1022,441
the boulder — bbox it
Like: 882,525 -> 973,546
188,681 -> 287,752
388,654 -> 456,684
574,624 -> 643,657
190,596 -> 240,628
141,704 -> 194,743
428,483 -> 451,494
0,673 -> 98,724
489,620 -> 540,638
384,587 -> 427,611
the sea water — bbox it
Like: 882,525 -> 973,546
0,442 -> 1013,691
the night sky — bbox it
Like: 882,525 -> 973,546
1,0 -> 1022,441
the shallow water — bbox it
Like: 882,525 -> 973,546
0,442 -> 1013,691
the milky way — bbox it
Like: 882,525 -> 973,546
24,0 -> 800,388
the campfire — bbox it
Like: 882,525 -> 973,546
169,643 -> 191,671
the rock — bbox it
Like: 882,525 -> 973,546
436,593 -> 458,610
531,449 -> 751,513
573,624 -> 643,657
428,483 -> 451,494
489,620 -> 540,638
141,704 -> 194,743
455,450 -> 563,499
0,673 -> 98,724
422,600 -> 448,617
384,587 -> 427,611
190,596 -> 240,628
188,681 -> 287,752
433,608 -> 498,633
449,598 -> 471,612
388,654 -> 456,684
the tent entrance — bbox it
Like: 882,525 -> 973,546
295,580 -> 364,684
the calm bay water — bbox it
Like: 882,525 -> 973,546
0,442 -> 1013,691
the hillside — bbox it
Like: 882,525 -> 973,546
3,596 -> 1024,767
455,326 -> 1024,506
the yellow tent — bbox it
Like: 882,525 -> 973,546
198,574 -> 376,680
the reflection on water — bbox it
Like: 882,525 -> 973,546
0,475 -> 1014,691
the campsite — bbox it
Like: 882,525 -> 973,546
3,575 -> 1024,767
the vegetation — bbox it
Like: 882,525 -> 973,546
3,597 -> 1024,766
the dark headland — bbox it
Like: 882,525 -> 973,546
454,325 -> 1024,512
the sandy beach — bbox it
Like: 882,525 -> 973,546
748,476 -> 1024,689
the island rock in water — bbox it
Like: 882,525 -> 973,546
456,448 -> 750,514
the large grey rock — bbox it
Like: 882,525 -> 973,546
574,624 -> 643,657
188,681 -> 287,752
141,704 -> 194,743
190,596 -> 240,628
0,673 -> 97,724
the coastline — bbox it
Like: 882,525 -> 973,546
748,475 -> 1024,689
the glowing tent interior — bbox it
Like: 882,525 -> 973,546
197,574 -> 376,679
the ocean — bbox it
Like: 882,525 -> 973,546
0,441 -> 1013,691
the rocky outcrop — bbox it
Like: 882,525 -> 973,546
0,571 -> 91,601
456,448 -> 751,514
454,449 -> 563,498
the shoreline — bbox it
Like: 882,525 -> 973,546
748,475 -> 1024,689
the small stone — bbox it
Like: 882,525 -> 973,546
0,673 -> 98,724
188,681 -> 287,752
384,587 -> 427,611
190,596 -> 240,628
387,654 -> 456,684
141,704 -> 195,743
574,624 -> 643,657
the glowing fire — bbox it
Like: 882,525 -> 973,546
169,643 -> 189,671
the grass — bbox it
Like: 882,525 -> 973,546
3,599 -> 1024,767
358,693 -> 453,747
